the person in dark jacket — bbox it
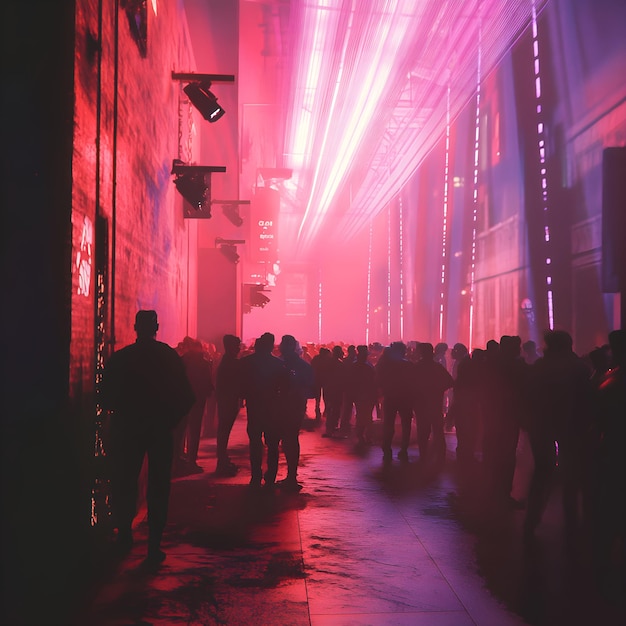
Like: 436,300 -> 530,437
101,310 -> 195,566
413,342 -> 454,467
378,342 -> 415,462
267,335 -> 314,491
239,332 -> 290,487
311,347 -> 332,423
346,345 -> 378,445
214,334 -> 242,476
174,337 -> 214,475
322,346 -> 347,437
523,330 -> 593,542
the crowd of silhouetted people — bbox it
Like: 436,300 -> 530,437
102,313 -> 624,595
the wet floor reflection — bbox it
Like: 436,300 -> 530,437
77,414 -> 624,626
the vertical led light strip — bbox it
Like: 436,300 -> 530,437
468,21 -> 482,351
532,1 -> 554,329
366,221 -> 373,345
387,203 -> 392,340
439,83 -> 451,342
399,196 -> 405,340
318,267 -> 323,343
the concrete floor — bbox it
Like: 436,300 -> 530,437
75,408 -> 624,626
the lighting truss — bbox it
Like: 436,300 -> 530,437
280,0 -> 549,256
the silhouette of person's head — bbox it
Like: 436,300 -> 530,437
279,334 -> 298,357
356,344 -> 369,362
522,340 -> 537,355
500,335 -> 520,359
418,342 -> 434,361
255,332 -> 275,354
223,334 -> 241,356
434,342 -> 448,356
543,329 -> 573,355
472,348 -> 486,362
608,329 -> 625,367
389,341 -> 407,359
451,342 -> 468,360
134,310 -> 158,340
332,345 -> 344,360
486,339 -> 499,357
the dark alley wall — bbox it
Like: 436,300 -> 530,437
2,1 -> 200,621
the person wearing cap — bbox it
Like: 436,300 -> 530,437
101,310 -> 195,567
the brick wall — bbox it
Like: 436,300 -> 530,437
71,0 -> 200,406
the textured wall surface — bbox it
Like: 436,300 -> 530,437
71,0 -> 199,405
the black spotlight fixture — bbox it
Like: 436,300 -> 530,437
216,237 -> 245,264
222,204 -> 243,226
242,283 -> 271,313
174,171 -> 208,210
183,81 -> 225,123
214,199 -> 250,227
171,160 -> 226,219
172,72 -> 235,124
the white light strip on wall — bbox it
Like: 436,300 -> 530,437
387,203 -> 392,340
532,1 -> 554,329
318,267 -> 323,344
282,1 -> 546,255
399,195 -> 404,340
439,83 -> 451,342
366,220 -> 373,345
469,21 -> 482,352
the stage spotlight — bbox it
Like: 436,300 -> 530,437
171,160 -> 227,219
173,172 -> 210,213
242,283 -> 271,313
222,204 -> 244,227
184,81 -> 225,123
219,243 -> 240,264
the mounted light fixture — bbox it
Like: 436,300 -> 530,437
172,72 -> 235,124
171,159 -> 226,219
242,283 -> 271,313
215,237 -> 245,264
212,199 -> 251,227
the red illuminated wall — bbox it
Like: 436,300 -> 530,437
197,248 -> 241,347
71,0 -> 199,406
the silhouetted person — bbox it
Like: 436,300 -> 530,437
591,329 -> 625,589
588,344 -> 610,390
311,347 -> 332,423
214,334 -> 242,477
174,337 -> 214,475
413,343 -> 454,467
523,330 -> 593,543
346,345 -> 378,445
434,342 -> 451,427
267,335 -> 314,491
447,342 -> 468,432
340,345 -> 358,434
101,310 -> 195,566
378,341 -> 415,462
482,335 -> 529,506
449,345 -> 482,468
239,332 -> 289,487
322,346 -> 347,437
522,339 -> 540,365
